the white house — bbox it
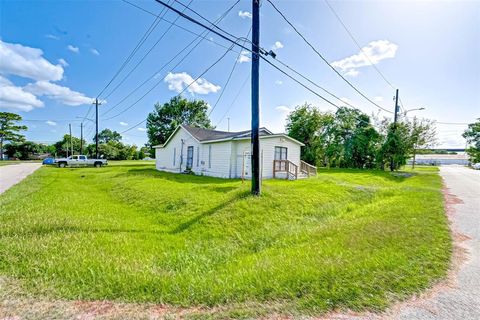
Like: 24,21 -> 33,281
154,125 -> 315,179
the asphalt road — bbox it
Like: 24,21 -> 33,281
0,163 -> 42,194
393,165 -> 480,319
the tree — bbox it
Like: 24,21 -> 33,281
0,112 -> 27,160
379,122 -> 411,171
146,96 -> 213,147
53,134 -> 85,157
286,103 -> 333,166
463,118 -> 480,163
97,129 -> 122,144
408,117 -> 437,168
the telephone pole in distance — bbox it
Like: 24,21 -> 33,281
390,89 -> 399,171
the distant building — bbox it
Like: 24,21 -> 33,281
408,153 -> 469,166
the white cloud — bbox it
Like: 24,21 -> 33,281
238,10 -> 252,19
137,127 -> 147,132
67,45 -> 79,53
276,105 -> 291,113
275,80 -> 283,85
331,40 -> 398,77
119,122 -> 128,126
90,48 -> 100,56
45,34 -> 60,40
0,76 -> 44,112
344,69 -> 359,77
58,58 -> 68,67
271,41 -> 284,50
25,81 -> 93,106
164,72 -> 221,95
373,96 -> 384,102
0,40 -> 64,81
46,120 -> 57,126
237,50 -> 251,63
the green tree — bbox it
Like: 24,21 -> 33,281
408,117 -> 437,168
54,134 -> 85,157
324,107 -> 379,168
380,122 -> 411,171
97,129 -> 122,144
146,96 -> 213,147
0,112 -> 27,160
286,103 -> 333,166
462,118 -> 480,163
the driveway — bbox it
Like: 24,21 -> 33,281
392,165 -> 480,319
0,163 -> 42,194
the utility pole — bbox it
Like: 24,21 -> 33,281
251,0 -> 261,195
227,117 -> 230,132
80,122 -> 83,155
69,123 -> 73,156
390,89 -> 399,171
93,98 -> 101,159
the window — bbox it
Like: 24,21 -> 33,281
196,146 -> 200,167
274,146 -> 287,160
173,148 -> 176,166
72,155 -> 78,160
79,156 -> 86,160
208,145 -> 212,168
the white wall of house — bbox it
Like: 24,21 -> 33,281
155,128 -> 200,173
155,127 -> 302,179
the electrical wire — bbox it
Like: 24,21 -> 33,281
119,43 -> 235,134
102,0 -> 195,100
324,0 -> 397,91
102,0 -> 241,117
266,0 -> 393,114
95,0 -> 172,99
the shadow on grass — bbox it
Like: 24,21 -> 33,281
122,168 -> 236,185
169,190 -> 250,234
317,167 -> 419,183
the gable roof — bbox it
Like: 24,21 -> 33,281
154,125 -> 303,148
182,125 -> 273,142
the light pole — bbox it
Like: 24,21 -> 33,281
403,107 -> 425,117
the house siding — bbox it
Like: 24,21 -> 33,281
155,126 -> 302,179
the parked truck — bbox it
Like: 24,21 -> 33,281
55,155 -> 108,168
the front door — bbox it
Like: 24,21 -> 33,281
186,146 -> 194,170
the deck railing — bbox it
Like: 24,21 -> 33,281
300,160 -> 317,177
273,160 -> 298,180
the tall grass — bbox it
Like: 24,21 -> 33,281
0,163 -> 451,317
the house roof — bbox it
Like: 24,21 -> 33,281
154,125 -> 304,147
182,125 -> 272,142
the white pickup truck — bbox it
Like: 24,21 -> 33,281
55,155 -> 108,168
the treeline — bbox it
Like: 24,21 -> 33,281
3,128 -> 149,160
286,104 -> 436,170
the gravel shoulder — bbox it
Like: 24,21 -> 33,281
388,165 -> 480,319
0,163 -> 42,194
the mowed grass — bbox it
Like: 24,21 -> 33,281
0,162 -> 451,317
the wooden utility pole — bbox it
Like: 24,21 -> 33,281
80,122 -> 83,155
93,98 -> 101,159
390,89 -> 399,171
69,123 -> 73,156
251,0 -> 261,195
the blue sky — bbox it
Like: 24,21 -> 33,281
1,0 -> 478,148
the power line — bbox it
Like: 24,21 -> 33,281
101,0 -> 240,117
216,73 -> 250,127
119,43 -> 235,135
208,27 -> 252,117
102,0 -> 195,100
95,0 -> 173,99
324,0 -> 397,90
266,0 -> 393,114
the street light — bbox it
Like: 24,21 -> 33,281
403,107 -> 425,117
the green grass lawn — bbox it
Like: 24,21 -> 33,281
0,162 -> 451,318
